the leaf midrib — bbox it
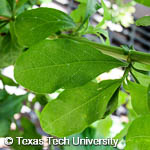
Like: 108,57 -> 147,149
17,60 -> 123,73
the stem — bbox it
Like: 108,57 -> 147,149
60,35 -> 150,65
75,18 -> 88,33
122,64 -> 131,80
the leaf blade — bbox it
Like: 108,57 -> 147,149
126,115 -> 150,150
131,69 -> 150,87
15,8 -> 76,46
128,81 -> 150,115
40,80 -> 122,137
14,38 -> 127,93
136,16 -> 150,26
135,0 -> 150,7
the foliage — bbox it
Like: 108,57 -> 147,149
135,0 -> 150,7
0,0 -> 150,150
136,16 -> 150,26
40,80 -> 122,137
135,0 -> 150,27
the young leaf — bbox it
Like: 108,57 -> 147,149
14,38 -> 127,94
85,0 -> 98,19
70,3 -> 86,23
97,0 -> 111,27
83,26 -> 110,45
40,79 -> 122,137
101,0 -> 111,20
136,16 -> 150,26
128,81 -> 150,115
0,90 -> 8,101
74,0 -> 98,21
135,0 -> 150,7
126,115 -> 150,150
131,69 -> 150,87
15,8 -> 76,46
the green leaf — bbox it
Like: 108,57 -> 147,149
83,26 -> 110,45
101,0 -> 111,20
0,0 -> 11,17
14,38 -> 126,94
32,94 -> 48,106
0,20 -> 9,30
16,0 -> 28,10
0,94 -> 27,119
126,115 -> 150,150
65,127 -> 117,150
71,0 -> 98,32
70,3 -> 86,23
75,0 -> 87,3
85,0 -> 98,19
20,117 -> 41,139
10,117 -> 42,150
128,109 -> 138,122
133,62 -> 150,71
136,16 -> 150,26
0,34 -> 21,68
0,22 -> 22,68
128,81 -> 150,115
40,79 -> 122,137
96,0 -> 111,27
131,69 -> 150,87
0,90 -> 8,101
97,116 -> 112,138
0,73 -> 18,86
104,88 -> 119,117
15,8 -> 76,46
118,91 -> 128,106
0,119 -> 10,137
135,0 -> 150,7
6,0 -> 16,12
114,123 -> 131,141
